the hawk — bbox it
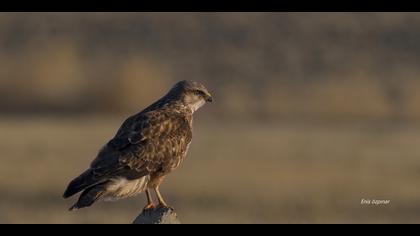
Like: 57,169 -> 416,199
63,80 -> 212,210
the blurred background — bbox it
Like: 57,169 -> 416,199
1,12 -> 420,223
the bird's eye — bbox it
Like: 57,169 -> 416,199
194,90 -> 204,96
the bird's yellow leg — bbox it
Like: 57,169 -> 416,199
143,189 -> 155,210
154,187 -> 169,207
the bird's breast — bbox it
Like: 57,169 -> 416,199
170,140 -> 191,170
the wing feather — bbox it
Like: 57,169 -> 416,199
88,109 -> 192,182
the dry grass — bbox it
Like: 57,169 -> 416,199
1,116 -> 420,223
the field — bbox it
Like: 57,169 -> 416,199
3,13 -> 420,224
1,116 -> 420,223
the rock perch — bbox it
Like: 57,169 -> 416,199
132,206 -> 180,224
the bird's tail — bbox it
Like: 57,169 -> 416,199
68,183 -> 107,211
63,169 -> 99,199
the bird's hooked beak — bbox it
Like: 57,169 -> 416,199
205,93 -> 213,103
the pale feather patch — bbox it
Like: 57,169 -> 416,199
103,176 -> 149,201
189,99 -> 206,113
184,93 -> 206,113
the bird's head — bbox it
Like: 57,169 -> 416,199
168,80 -> 212,113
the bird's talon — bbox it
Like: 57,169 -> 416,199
143,203 -> 156,210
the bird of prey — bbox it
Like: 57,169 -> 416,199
63,80 -> 212,210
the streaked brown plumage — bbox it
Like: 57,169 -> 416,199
63,80 -> 212,210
